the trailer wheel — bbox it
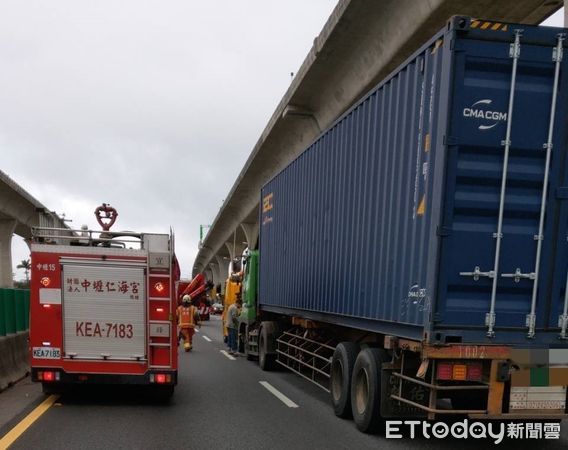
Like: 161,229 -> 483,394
330,342 -> 359,418
350,348 -> 388,433
259,322 -> 277,371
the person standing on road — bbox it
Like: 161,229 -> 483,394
177,295 -> 200,352
225,296 -> 242,355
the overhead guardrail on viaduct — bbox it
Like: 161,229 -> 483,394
193,0 -> 564,282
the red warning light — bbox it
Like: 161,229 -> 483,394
40,277 -> 51,287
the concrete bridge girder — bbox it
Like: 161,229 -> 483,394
1,170 -> 73,286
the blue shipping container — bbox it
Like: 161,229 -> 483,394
259,17 -> 568,346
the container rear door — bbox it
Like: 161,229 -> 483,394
63,264 -> 146,360
436,29 -> 567,337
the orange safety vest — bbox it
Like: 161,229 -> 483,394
177,305 -> 196,328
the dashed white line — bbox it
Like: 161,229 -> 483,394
259,381 -> 299,408
195,328 -> 200,333
220,350 -> 236,361
202,335 -> 212,342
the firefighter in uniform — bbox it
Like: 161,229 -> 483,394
177,295 -> 200,351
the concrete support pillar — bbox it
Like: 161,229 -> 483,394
240,223 -> 260,249
225,241 -> 247,273
215,256 -> 230,291
208,262 -> 221,285
0,220 -> 17,288
224,242 -> 236,264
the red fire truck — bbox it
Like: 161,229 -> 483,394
29,205 -> 179,399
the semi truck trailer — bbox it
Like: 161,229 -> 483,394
235,17 -> 568,432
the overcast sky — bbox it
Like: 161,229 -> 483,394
3,0 -> 337,280
3,2 -> 565,281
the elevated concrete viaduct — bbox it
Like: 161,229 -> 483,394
0,170 -> 70,287
193,0 -> 565,283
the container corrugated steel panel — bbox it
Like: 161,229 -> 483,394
259,17 -> 568,345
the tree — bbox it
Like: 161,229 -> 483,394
17,259 -> 31,282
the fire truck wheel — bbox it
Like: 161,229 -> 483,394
330,342 -> 359,418
259,322 -> 277,371
350,348 -> 388,433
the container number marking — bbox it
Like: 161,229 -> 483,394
458,345 -> 487,359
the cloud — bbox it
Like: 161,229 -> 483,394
2,0 -> 337,280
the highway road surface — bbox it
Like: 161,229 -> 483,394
1,316 -> 567,449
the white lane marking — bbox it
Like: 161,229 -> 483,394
202,335 -> 212,342
259,381 -> 299,408
195,328 -> 200,333
220,350 -> 236,361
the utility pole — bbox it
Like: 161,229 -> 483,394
198,224 -> 211,249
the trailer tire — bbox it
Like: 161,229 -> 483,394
259,322 -> 278,371
330,342 -> 359,418
350,348 -> 388,433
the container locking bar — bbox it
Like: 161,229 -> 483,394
486,29 -> 522,338
526,33 -> 564,339
501,268 -> 535,283
460,266 -> 495,281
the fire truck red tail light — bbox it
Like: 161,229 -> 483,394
150,373 -> 171,384
155,374 -> 166,383
38,371 -> 60,382
40,277 -> 51,287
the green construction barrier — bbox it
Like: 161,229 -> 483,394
0,289 -> 6,336
15,290 -> 25,332
4,289 -> 15,334
24,290 -> 30,330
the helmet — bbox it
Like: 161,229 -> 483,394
182,295 -> 191,305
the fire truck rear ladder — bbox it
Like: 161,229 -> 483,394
147,232 -> 174,369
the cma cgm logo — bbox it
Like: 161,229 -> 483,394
463,99 -> 507,130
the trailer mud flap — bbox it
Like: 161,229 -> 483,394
381,363 -> 428,418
